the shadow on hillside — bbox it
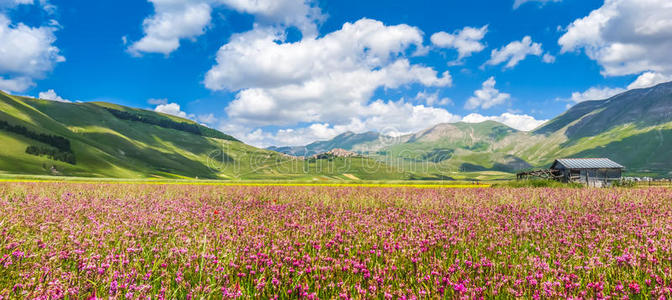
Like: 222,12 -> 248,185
572,129 -> 672,174
459,155 -> 531,173
79,132 -> 222,178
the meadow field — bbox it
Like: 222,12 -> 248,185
1,182 -> 671,299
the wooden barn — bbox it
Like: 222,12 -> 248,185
550,158 -> 624,186
517,158 -> 625,186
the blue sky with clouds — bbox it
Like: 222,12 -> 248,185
1,0 -> 671,147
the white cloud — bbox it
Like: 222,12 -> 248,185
462,112 -> 547,131
207,19 -> 451,128
128,1 -> 212,56
415,91 -> 452,106
430,25 -> 488,62
216,0 -> 324,37
627,72 -> 672,90
465,77 -> 511,110
191,16 -> 540,147
37,89 -> 70,102
237,123 -> 346,148
230,104 -> 549,147
0,76 -> 33,92
559,0 -> 672,77
361,100 -> 462,135
205,19 -> 434,91
486,36 -> 543,69
154,102 -> 189,118
197,113 -> 218,124
223,98 -> 463,147
569,86 -> 625,103
513,0 -> 561,9
0,13 -> 64,92
542,53 -> 556,63
128,0 -> 324,56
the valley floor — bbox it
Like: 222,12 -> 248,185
0,175 -> 492,188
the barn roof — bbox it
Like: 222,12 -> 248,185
551,158 -> 624,169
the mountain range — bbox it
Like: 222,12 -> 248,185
268,81 -> 672,177
1,81 -> 671,180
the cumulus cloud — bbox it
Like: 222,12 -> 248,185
216,0 -> 324,36
485,36 -> 544,69
128,0 -> 324,56
559,0 -> 672,78
0,76 -> 33,92
154,102 -> 189,118
222,98 -> 464,147
361,100 -> 462,135
627,72 -> 672,90
465,77 -> 511,110
128,1 -> 211,56
0,13 -> 64,92
38,89 -> 70,102
430,25 -> 488,63
462,112 -> 547,131
513,0 -> 561,9
206,19 -> 451,128
415,91 -> 452,107
205,19 -> 435,91
569,86 -> 625,103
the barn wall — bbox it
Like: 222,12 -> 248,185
549,168 -> 623,185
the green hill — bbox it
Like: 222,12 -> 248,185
0,91 -> 410,180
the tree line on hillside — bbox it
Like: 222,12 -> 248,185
0,120 -> 71,151
104,108 -> 238,141
26,146 -> 76,164
0,120 -> 76,165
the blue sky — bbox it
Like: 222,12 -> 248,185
1,0 -> 671,147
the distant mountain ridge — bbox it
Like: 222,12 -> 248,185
267,131 -> 384,156
269,81 -> 672,176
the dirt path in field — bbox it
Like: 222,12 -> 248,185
343,173 -> 360,180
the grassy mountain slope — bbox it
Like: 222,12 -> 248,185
536,82 -> 672,139
516,81 -> 672,175
0,92 -> 410,180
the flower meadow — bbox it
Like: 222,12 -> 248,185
1,183 -> 671,299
